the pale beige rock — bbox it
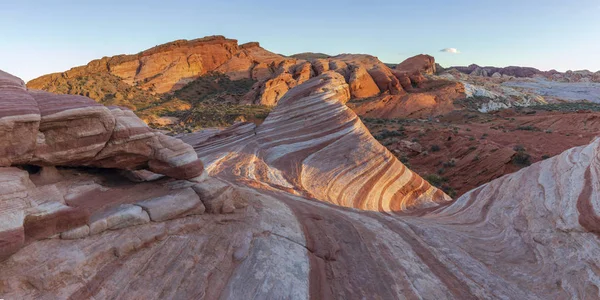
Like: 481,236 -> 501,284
1,70 -> 204,180
0,168 -> 31,260
89,204 -> 150,234
192,177 -> 247,214
60,225 -> 90,240
137,188 -> 204,222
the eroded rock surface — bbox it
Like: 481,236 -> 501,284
3,134 -> 600,299
0,70 -> 203,178
195,72 -> 451,212
2,67 -> 600,300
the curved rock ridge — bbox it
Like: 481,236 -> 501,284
3,136 -> 600,298
0,70 -> 203,179
192,72 -> 451,212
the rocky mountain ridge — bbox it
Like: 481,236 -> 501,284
448,63 -> 600,82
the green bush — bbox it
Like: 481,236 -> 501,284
424,174 -> 448,187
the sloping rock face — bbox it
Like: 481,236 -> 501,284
27,36 -> 468,122
396,54 -> 436,75
2,69 -> 600,299
1,70 -> 203,178
28,36 -> 241,94
0,69 -> 204,260
27,36 -> 287,97
348,79 -> 465,118
194,72 -> 451,212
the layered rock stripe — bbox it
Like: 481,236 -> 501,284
0,69 -> 203,177
191,72 -> 451,212
2,135 -> 600,298
0,69 -> 204,260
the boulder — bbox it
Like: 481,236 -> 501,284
59,225 -> 90,240
0,168 -> 33,260
396,54 -> 436,75
192,178 -> 247,214
348,66 -> 380,98
89,204 -> 150,235
137,188 -> 205,222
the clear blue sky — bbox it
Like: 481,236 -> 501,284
2,0 -> 599,82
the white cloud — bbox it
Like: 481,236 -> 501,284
440,48 -> 460,54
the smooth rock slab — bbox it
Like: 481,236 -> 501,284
89,204 -> 150,235
136,188 -> 205,222
23,202 -> 89,240
192,178 -> 247,214
0,226 -> 24,262
60,225 -> 90,240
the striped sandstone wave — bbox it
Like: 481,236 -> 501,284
189,71 -> 451,213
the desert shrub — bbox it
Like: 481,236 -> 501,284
174,103 -> 271,130
512,145 -> 532,166
516,125 -> 540,131
399,155 -> 411,168
430,144 -> 441,152
513,144 -> 526,152
442,159 -> 456,168
512,152 -> 531,166
374,129 -> 405,140
424,174 -> 448,187
442,186 -> 457,198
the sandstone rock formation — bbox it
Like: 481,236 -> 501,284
348,79 -> 465,118
242,53 -> 406,106
2,67 -> 600,299
1,70 -> 203,178
192,72 -> 451,212
396,54 -> 436,75
29,36 -> 240,94
28,37 -> 414,110
0,69 -> 206,261
27,37 -> 287,98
